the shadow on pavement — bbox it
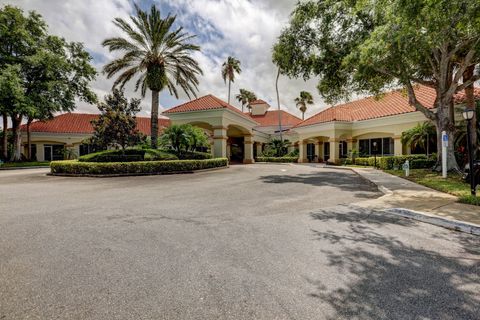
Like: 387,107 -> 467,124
308,206 -> 480,320
259,172 -> 379,195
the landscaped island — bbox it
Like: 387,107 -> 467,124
50,148 -> 228,176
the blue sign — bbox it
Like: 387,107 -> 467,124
442,134 -> 448,142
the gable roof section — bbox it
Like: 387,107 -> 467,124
246,110 -> 302,127
249,99 -> 269,106
295,85 -> 480,128
20,113 -> 171,135
163,94 -> 252,119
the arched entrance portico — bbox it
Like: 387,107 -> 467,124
162,95 -> 259,163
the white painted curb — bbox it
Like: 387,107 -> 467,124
384,208 -> 480,236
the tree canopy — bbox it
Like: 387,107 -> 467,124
0,5 -> 96,160
89,89 -> 145,150
273,0 -> 480,169
102,4 -> 202,148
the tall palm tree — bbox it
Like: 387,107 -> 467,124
294,91 -> 314,120
221,56 -> 241,104
102,4 -> 202,148
401,121 -> 436,156
235,89 -> 256,113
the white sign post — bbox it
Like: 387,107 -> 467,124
442,131 -> 448,178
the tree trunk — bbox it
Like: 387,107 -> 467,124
302,112 -> 305,120
9,115 -> 22,162
2,113 -> 7,160
27,118 -> 32,160
435,105 -> 459,171
463,65 -> 477,158
275,68 -> 283,142
228,80 -> 231,104
151,90 -> 159,149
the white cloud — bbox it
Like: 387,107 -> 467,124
1,0 -> 329,120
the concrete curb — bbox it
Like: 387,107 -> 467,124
0,166 -> 50,170
384,208 -> 480,236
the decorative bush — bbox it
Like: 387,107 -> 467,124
51,158 -> 228,176
171,150 -> 212,160
79,148 -> 178,162
353,154 -> 436,170
256,156 -> 299,163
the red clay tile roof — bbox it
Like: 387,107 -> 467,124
20,113 -> 171,135
246,110 -> 302,127
163,94 -> 255,121
249,99 -> 269,106
295,85 -> 480,128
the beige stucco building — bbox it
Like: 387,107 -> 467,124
19,85 -> 478,163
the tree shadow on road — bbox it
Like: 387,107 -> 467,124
308,206 -> 480,320
259,172 -> 379,195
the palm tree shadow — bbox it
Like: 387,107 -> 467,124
308,206 -> 480,320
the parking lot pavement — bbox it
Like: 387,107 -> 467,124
0,164 -> 478,319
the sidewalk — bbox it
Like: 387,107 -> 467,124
350,167 -> 480,229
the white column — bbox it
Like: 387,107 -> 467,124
243,135 -> 254,164
256,143 -> 263,157
347,139 -> 357,157
213,127 -> 227,158
298,140 -> 307,163
37,143 -> 45,161
329,138 -> 339,164
394,136 -> 403,156
314,142 -> 320,163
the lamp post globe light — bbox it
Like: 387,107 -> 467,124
373,141 -> 378,169
462,107 -> 476,196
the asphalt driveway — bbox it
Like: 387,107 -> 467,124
0,164 -> 478,319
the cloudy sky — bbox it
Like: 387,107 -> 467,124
2,0 -> 329,118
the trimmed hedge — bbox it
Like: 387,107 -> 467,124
256,156 -> 299,163
79,148 -> 178,162
353,154 -> 436,170
172,150 -> 212,160
51,158 -> 228,176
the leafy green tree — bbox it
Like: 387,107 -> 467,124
184,125 -> 208,151
90,89 -> 145,151
160,124 -> 189,152
0,65 -> 24,160
294,91 -> 314,120
401,122 -> 436,156
221,56 -> 241,104
103,4 -> 202,149
160,124 -> 208,152
264,138 -> 291,157
0,5 -> 96,161
235,89 -> 257,113
273,0 -> 480,170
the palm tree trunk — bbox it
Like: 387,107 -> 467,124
151,90 -> 159,149
463,66 -> 477,157
276,68 -> 283,142
228,80 -> 231,104
2,113 -> 7,160
302,112 -> 305,120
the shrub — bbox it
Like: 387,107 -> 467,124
79,148 -> 178,162
144,149 -> 178,161
50,158 -> 228,176
172,150 -> 212,160
353,154 -> 435,170
256,156 -> 298,163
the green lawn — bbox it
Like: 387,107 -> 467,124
386,169 -> 480,206
0,161 -> 50,168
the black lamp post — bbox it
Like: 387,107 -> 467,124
462,108 -> 476,196
373,141 -> 378,168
